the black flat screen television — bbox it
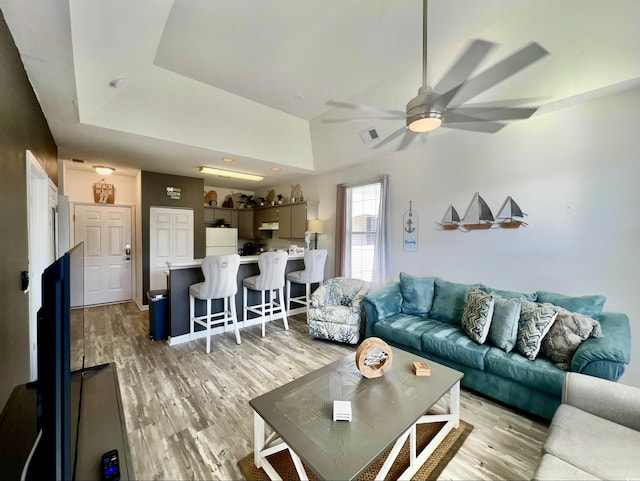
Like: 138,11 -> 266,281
23,243 -> 85,481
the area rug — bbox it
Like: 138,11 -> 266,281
237,419 -> 473,480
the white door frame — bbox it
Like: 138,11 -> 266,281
26,150 -> 55,380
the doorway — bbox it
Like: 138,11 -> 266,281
26,151 -> 57,380
74,204 -> 134,305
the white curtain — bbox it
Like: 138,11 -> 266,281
371,174 -> 389,291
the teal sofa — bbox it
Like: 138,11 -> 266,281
363,275 -> 631,420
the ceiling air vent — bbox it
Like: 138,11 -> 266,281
359,128 -> 379,144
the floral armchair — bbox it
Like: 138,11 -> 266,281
308,277 -> 371,344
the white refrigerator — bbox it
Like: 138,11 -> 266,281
205,227 -> 238,256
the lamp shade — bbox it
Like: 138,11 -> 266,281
308,219 -> 325,234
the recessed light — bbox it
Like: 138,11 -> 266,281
271,167 -> 281,171
222,157 -> 234,163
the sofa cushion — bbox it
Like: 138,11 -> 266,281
309,316 -> 361,344
430,279 -> 481,325
461,288 -> 495,344
535,290 -> 606,317
421,322 -> 491,370
516,301 -> 558,360
480,285 -> 537,301
399,272 -> 436,315
533,454 -> 599,481
544,404 -> 640,480
374,314 -> 438,351
485,347 -> 565,397
540,304 -> 603,370
488,295 -> 521,352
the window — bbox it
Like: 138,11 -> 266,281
345,181 -> 381,282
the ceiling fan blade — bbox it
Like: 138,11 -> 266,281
450,96 -> 547,109
326,100 -> 405,118
433,39 -> 496,96
321,116 -> 404,124
441,121 -> 506,134
449,42 -> 549,106
445,106 -> 538,123
395,130 -> 420,151
372,126 -> 406,150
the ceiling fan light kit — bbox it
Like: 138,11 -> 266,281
407,88 -> 443,132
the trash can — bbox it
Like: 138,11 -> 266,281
147,289 -> 169,341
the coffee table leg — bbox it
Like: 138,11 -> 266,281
254,410 -> 309,480
397,380 -> 462,480
288,448 -> 309,481
451,380 -> 460,428
254,411 -> 265,469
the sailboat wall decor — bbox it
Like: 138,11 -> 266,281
461,193 -> 495,230
436,194 -> 527,231
436,204 -> 460,230
495,196 -> 528,228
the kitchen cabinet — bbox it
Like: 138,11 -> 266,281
278,203 -> 308,239
204,207 -> 239,227
253,208 -> 268,240
265,206 -> 279,222
238,209 -> 253,239
253,206 -> 279,239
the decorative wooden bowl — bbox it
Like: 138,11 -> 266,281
355,337 -> 393,378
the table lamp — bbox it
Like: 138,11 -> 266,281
307,219 -> 325,250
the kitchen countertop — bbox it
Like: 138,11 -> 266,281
167,252 -> 305,270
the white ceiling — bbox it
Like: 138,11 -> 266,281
2,0 -> 639,190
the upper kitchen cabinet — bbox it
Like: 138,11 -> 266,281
278,202 -> 312,239
238,209 -> 253,239
204,206 -> 239,227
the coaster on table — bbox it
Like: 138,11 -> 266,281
333,400 -> 352,422
413,361 -> 431,376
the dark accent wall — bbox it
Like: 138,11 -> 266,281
0,10 -> 58,406
141,171 -> 204,304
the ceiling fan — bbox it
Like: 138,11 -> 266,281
323,0 -> 549,151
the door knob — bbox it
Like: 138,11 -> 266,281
124,243 -> 131,260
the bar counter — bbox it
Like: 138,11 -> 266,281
165,253 -> 306,346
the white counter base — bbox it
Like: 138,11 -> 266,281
167,305 -> 306,346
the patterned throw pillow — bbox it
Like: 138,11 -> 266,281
539,303 -> 603,370
516,301 -> 558,360
461,288 -> 495,344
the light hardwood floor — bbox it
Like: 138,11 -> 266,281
83,302 -> 548,480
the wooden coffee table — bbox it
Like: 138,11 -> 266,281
250,348 -> 463,480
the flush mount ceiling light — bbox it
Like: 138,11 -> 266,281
199,166 -> 263,182
94,166 -> 115,175
222,157 -> 234,163
271,167 -> 282,171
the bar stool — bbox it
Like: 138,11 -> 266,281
189,254 -> 241,353
286,249 -> 327,317
242,251 -> 289,337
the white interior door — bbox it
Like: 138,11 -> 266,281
149,207 -> 194,290
75,204 -> 133,305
